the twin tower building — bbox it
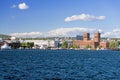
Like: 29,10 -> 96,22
84,32 -> 100,42
73,32 -> 102,49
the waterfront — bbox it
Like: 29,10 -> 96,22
0,50 -> 120,80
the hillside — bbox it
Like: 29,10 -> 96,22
0,34 -> 11,38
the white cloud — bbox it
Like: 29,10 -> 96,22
11,32 -> 42,38
18,2 -> 29,10
101,28 -> 120,38
10,28 -> 120,38
10,27 -> 100,38
98,29 -> 103,33
46,27 -> 97,37
65,14 -> 106,22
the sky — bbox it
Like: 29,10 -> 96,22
0,0 -> 120,38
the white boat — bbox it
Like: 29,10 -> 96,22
39,45 -> 47,50
1,43 -> 11,49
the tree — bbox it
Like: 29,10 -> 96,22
115,42 -> 119,48
27,42 -> 31,48
29,42 -> 34,48
109,41 -> 119,49
86,45 -> 91,49
61,41 -> 68,48
9,42 -> 21,49
21,42 -> 27,49
21,42 -> 34,49
97,45 -> 102,49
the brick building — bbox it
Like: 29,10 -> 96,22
73,32 -> 100,49
100,41 -> 109,49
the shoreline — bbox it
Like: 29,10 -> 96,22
0,48 -> 119,51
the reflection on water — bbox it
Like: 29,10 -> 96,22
0,50 -> 120,80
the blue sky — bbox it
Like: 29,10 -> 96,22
0,0 -> 120,37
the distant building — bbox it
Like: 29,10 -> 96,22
83,32 -> 90,41
94,32 -> 100,42
73,32 -> 100,49
76,35 -> 83,40
54,40 -> 60,48
67,40 -> 73,48
100,41 -> 109,49
20,40 -> 60,48
0,37 -> 20,49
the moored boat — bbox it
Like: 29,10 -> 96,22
1,43 -> 11,50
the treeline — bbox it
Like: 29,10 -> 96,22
9,42 -> 34,49
0,34 -> 11,38
61,41 -> 120,49
109,41 -> 120,49
23,38 -> 50,40
21,42 -> 34,48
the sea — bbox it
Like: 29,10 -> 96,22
0,49 -> 120,80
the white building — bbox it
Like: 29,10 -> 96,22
20,40 -> 59,48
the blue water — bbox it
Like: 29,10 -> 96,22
0,50 -> 120,80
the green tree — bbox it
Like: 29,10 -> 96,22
27,42 -> 30,48
21,42 -> 34,49
86,45 -> 91,49
115,42 -> 119,48
61,41 -> 68,48
29,42 -> 34,48
109,41 -> 119,49
21,42 -> 27,49
97,45 -> 102,49
10,42 -> 21,49
71,45 -> 78,48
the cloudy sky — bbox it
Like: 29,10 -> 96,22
0,0 -> 120,38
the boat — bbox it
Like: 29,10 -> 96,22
1,43 -> 11,49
